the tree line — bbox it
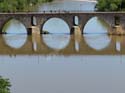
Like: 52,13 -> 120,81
0,0 -> 124,12
96,0 -> 125,11
0,0 -> 53,12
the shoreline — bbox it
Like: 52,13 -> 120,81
54,0 -> 97,3
75,0 -> 97,3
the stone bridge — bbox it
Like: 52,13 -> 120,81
0,12 -> 125,34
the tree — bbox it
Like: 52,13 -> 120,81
96,0 -> 122,11
0,76 -> 11,93
0,0 -> 53,12
121,0 -> 125,10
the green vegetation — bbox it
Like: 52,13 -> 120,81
96,0 -> 125,11
97,17 -> 110,29
0,0 -> 53,12
0,76 -> 11,93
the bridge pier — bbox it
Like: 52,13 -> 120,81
110,25 -> 124,35
27,26 -> 40,35
108,16 -> 125,35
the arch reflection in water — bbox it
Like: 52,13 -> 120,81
42,34 -> 70,50
43,18 -> 70,34
3,34 -> 27,49
84,34 -> 111,51
83,17 -> 110,34
2,19 -> 27,49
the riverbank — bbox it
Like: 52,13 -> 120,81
54,0 -> 97,3
38,0 -> 96,12
74,0 -> 97,3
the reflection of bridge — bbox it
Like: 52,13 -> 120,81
0,12 -> 125,34
0,34 -> 125,55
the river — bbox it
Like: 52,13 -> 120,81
38,0 -> 96,12
0,1 -> 125,93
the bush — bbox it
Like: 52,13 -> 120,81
0,76 -> 11,93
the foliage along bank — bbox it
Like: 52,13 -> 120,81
96,0 -> 125,11
0,0 -> 53,12
0,76 -> 11,93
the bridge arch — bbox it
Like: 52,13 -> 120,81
83,16 -> 110,34
41,17 -> 70,34
2,19 -> 27,34
2,19 -> 28,49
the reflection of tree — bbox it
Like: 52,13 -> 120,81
97,17 -> 110,29
2,19 -> 11,34
0,76 -> 11,93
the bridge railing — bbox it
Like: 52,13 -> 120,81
39,10 -> 94,14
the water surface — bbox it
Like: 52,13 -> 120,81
0,1 -> 125,93
38,0 -> 96,12
0,33 -> 125,93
